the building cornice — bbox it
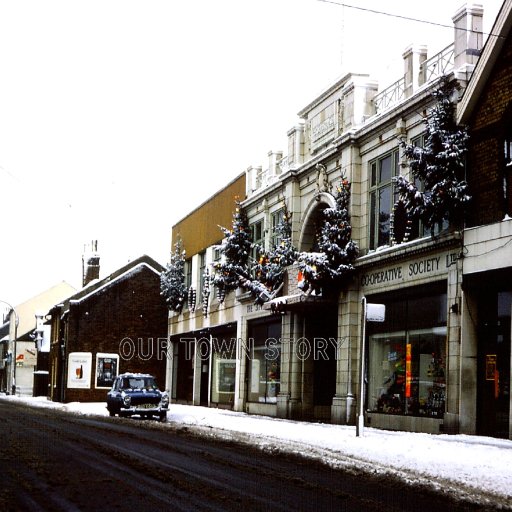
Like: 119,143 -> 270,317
355,231 -> 462,270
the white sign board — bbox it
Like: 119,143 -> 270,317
67,352 -> 92,389
366,303 -> 386,322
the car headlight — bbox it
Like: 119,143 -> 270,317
123,395 -> 131,406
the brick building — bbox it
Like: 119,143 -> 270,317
457,0 -> 512,438
49,254 -> 168,403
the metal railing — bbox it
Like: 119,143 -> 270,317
373,75 -> 406,114
421,43 -> 454,83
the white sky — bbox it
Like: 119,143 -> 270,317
0,0 -> 503,306
5,395 -> 512,508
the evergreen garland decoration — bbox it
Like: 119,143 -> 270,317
249,202 -> 298,302
217,286 -> 226,304
160,240 -> 187,312
297,177 -> 358,294
188,286 -> 196,312
202,268 -> 210,317
211,199 -> 252,296
394,77 -> 470,234
390,198 -> 412,245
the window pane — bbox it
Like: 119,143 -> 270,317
247,320 -> 281,404
369,191 -> 376,249
378,185 -> 391,247
371,162 -> 377,187
369,334 -> 406,414
369,328 -> 446,417
379,155 -> 392,184
407,330 -> 446,417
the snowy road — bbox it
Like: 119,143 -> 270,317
0,399 -> 505,511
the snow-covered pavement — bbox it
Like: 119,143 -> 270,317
4,395 -> 512,509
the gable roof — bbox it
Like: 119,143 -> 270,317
9,281 -> 77,339
52,254 -> 164,312
458,0 -> 512,124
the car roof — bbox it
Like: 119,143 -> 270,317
117,372 -> 155,379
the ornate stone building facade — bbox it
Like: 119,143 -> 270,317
166,4 -> 512,438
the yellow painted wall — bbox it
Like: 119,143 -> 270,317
171,173 -> 246,257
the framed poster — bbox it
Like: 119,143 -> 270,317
95,353 -> 119,389
67,352 -> 92,389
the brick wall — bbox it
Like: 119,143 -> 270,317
64,265 -> 168,402
466,31 -> 512,227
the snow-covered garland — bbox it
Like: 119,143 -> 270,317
188,286 -> 196,312
394,77 -> 470,234
243,202 -> 297,304
389,198 -> 413,246
211,180 -> 358,304
211,199 -> 252,303
202,268 -> 210,317
160,240 -> 187,313
296,177 -> 358,295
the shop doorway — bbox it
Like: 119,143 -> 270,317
477,291 -> 511,438
200,357 -> 210,406
305,304 -> 338,419
174,339 -> 194,403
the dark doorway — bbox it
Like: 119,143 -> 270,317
305,304 -> 338,408
200,357 -> 210,406
175,339 -> 194,403
477,291 -> 511,438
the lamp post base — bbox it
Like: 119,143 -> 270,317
356,414 -> 364,437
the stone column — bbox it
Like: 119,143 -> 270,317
289,312 -> 305,419
277,311 -> 292,418
234,319 -> 247,412
444,258 -> 463,434
458,289 -> 478,435
332,288 -> 359,424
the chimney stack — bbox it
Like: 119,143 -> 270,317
453,3 -> 484,72
82,240 -> 100,287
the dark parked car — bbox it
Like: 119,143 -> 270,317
106,372 -> 169,421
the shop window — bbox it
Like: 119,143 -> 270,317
369,328 -> 446,417
369,150 -> 399,249
247,319 -> 281,404
210,334 -> 237,405
367,286 -> 447,418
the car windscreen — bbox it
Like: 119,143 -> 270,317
121,377 -> 158,390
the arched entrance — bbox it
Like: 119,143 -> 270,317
297,192 -> 339,421
298,192 -> 336,252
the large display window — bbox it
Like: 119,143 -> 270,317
367,284 -> 447,418
247,318 -> 281,404
210,334 -> 237,405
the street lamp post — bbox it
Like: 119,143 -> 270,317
1,300 -> 19,395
